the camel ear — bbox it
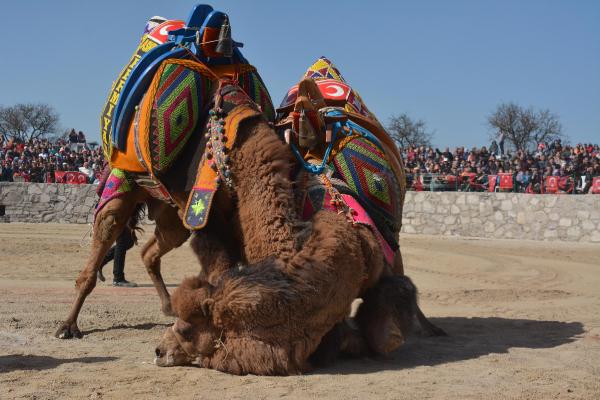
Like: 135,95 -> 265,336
174,319 -> 193,339
201,299 -> 215,317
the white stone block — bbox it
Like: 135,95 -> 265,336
402,225 -> 416,234
500,200 -> 512,211
566,226 -> 581,239
558,218 -> 572,227
581,220 -> 595,231
444,215 -> 457,225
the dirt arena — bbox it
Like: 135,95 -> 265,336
1,223 -> 599,400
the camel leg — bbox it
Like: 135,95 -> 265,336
141,203 -> 190,317
309,320 -> 371,365
55,194 -> 139,339
190,228 -> 238,286
355,275 -> 418,355
415,307 -> 447,337
392,250 -> 447,337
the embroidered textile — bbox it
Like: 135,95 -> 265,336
95,168 -> 135,218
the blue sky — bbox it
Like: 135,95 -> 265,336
0,0 -> 598,148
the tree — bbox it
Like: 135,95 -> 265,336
487,102 -> 565,152
0,103 -> 60,142
387,113 -> 434,149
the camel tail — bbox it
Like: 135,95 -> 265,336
128,203 -> 146,245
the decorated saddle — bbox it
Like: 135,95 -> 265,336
97,5 -> 274,227
276,57 -> 406,263
101,4 -> 274,163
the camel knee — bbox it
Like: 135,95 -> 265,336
96,212 -> 121,243
141,244 -> 160,271
75,272 -> 97,293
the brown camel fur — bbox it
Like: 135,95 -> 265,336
155,212 -> 418,375
154,117 -> 421,374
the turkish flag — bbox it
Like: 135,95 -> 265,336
147,20 -> 186,44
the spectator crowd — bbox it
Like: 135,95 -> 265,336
1,131 -> 599,194
0,129 -> 105,183
402,139 -> 600,194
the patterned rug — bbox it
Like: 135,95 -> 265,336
95,169 -> 135,218
298,172 -> 396,263
331,136 -> 402,239
149,62 -> 213,173
237,69 -> 275,122
100,18 -> 184,160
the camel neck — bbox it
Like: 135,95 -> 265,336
230,119 -> 298,263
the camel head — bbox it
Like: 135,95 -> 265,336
154,279 -> 220,367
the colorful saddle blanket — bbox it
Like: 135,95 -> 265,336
278,57 -> 405,254
297,135 -> 402,253
95,168 -> 135,218
101,5 -> 274,161
298,170 -> 396,264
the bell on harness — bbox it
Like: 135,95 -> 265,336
215,15 -> 233,57
298,109 -> 318,150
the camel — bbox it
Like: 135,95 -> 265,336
55,5 -> 277,338
153,60 -> 447,374
153,97 -> 420,373
56,51 -> 442,348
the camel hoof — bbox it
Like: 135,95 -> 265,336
55,322 -> 83,339
418,323 -> 447,337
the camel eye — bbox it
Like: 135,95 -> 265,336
155,348 -> 162,357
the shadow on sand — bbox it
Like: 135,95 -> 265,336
84,322 -> 171,335
319,316 -> 585,374
128,283 -> 179,288
0,355 -> 117,373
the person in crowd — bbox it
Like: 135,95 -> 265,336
497,131 -> 506,156
473,166 -> 488,191
0,160 -> 14,182
530,167 -> 543,193
489,140 -> 499,156
78,161 -> 94,182
68,129 -> 79,152
77,131 -> 87,152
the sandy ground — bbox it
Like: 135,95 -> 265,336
0,223 -> 599,400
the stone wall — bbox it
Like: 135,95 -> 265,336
402,191 -> 600,243
0,182 -> 97,224
1,183 -> 599,242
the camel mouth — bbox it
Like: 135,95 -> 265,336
154,349 -> 192,367
154,328 -> 194,367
